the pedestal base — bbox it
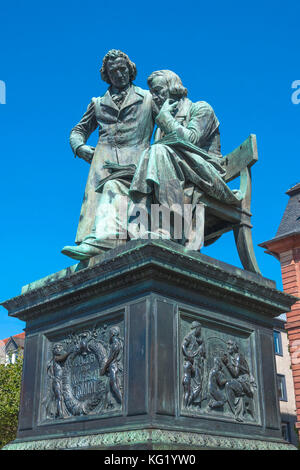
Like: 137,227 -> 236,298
1,240 -> 297,451
3,429 -> 296,450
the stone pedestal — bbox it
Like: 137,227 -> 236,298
1,240 -> 297,450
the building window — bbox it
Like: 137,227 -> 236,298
5,351 -> 16,365
274,330 -> 283,355
281,422 -> 291,442
277,374 -> 288,401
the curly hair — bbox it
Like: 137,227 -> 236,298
100,49 -> 137,84
147,70 -> 188,98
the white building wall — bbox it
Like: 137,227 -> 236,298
274,324 -> 298,447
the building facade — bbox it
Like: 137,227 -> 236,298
0,332 -> 25,365
261,183 -> 300,440
273,318 -> 298,446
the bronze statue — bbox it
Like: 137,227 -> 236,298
61,57 -> 261,274
130,70 -> 242,249
62,50 -> 154,260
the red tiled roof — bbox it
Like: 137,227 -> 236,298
1,332 -> 25,345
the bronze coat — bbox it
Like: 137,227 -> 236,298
70,85 -> 154,243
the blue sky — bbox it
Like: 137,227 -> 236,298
0,0 -> 299,338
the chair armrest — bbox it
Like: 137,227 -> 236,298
223,134 -> 258,183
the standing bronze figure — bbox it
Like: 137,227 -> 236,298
62,50 -> 154,260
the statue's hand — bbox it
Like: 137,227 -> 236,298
159,99 -> 178,117
77,145 -> 95,163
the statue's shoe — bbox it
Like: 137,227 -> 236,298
61,242 -> 103,260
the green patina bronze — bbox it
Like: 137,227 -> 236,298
2,52 -> 292,452
62,50 -> 154,259
3,429 -> 296,451
62,51 -> 261,274
1,240 -> 298,450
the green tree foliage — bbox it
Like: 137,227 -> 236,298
0,351 -> 23,448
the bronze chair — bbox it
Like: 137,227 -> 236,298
198,134 -> 260,274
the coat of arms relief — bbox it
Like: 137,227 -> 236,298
42,320 -> 124,421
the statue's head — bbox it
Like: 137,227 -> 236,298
226,340 -> 239,354
100,49 -> 137,89
110,326 -> 120,339
147,70 -> 187,109
53,343 -> 64,355
191,321 -> 201,337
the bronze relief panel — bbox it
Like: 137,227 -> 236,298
40,316 -> 124,423
179,312 -> 259,425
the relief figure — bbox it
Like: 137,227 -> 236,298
208,357 -> 227,409
45,343 -> 71,419
182,321 -> 206,407
101,326 -> 123,404
221,340 -> 256,422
